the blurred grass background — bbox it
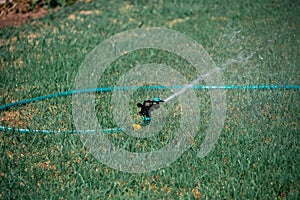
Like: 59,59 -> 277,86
0,0 -> 299,199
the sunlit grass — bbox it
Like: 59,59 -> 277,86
0,0 -> 299,199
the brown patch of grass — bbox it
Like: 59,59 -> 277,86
0,2 -> 48,29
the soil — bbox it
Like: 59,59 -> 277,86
0,1 -> 49,29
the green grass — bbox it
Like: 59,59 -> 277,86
1,0 -> 299,199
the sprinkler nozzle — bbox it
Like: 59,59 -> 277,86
137,97 -> 164,125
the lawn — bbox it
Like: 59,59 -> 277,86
0,0 -> 299,199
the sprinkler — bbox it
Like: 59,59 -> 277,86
137,97 -> 164,126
